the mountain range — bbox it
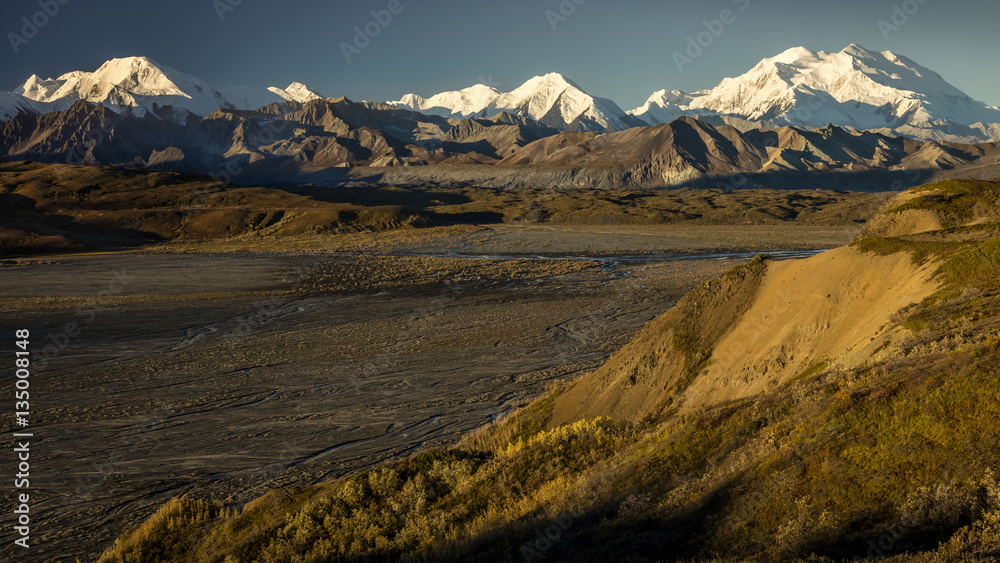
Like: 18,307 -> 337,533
628,44 -> 1000,143
390,72 -> 645,132
1,56 -> 325,123
4,45 -> 999,143
393,44 -> 1000,143
2,46 -> 1000,190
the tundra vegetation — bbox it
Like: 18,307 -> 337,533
96,179 -> 1000,561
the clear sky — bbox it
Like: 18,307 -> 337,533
1,0 -> 998,109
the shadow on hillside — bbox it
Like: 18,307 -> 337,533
251,164 -> 961,193
357,462 -> 970,563
0,212 -> 167,252
279,184 -> 506,226
668,168 -> 946,193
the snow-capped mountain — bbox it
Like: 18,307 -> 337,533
395,83 -> 502,119
630,44 -> 1000,142
2,49 -> 998,143
7,56 -> 324,122
0,92 -> 44,121
629,89 -> 702,127
268,82 -> 325,103
391,73 -> 642,132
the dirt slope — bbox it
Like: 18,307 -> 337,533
682,245 -> 940,410
550,256 -> 769,425
863,178 -> 1000,238
861,189 -> 945,237
549,179 -> 990,425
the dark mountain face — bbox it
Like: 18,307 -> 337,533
497,115 -> 1000,184
2,101 -> 999,190
0,98 -> 560,175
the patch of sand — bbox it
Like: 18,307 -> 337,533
682,245 -> 941,410
550,245 -> 943,425
863,209 -> 944,237
861,190 -> 943,237
550,257 -> 769,426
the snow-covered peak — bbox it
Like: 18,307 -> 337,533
631,44 -> 1000,141
840,43 -> 872,57
268,82 -> 325,103
13,56 -> 222,117
0,92 -> 44,120
87,56 -> 204,97
7,56 -> 322,120
15,74 -> 63,100
507,72 -> 579,93
629,90 -> 698,125
768,46 -> 825,66
391,72 -> 635,131
494,73 -> 582,119
643,89 -> 695,107
395,83 -> 502,118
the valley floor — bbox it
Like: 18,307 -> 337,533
0,224 -> 851,561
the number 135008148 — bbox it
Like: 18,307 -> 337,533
13,328 -> 33,549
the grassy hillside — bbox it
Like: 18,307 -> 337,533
1,161 -> 887,256
0,161 -> 419,255
97,179 -> 1000,562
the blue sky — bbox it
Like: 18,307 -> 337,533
1,0 -> 998,109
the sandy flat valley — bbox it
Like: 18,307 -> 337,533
0,224 -> 857,561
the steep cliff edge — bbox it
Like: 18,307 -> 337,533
553,178 -> 1000,426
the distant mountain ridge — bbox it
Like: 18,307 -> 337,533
0,95 -> 564,173
2,48 -> 1000,190
2,46 -> 998,143
3,96 -> 998,192
2,56 -> 325,123
390,44 -> 1000,142
389,73 -> 644,133
629,44 -> 1000,143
